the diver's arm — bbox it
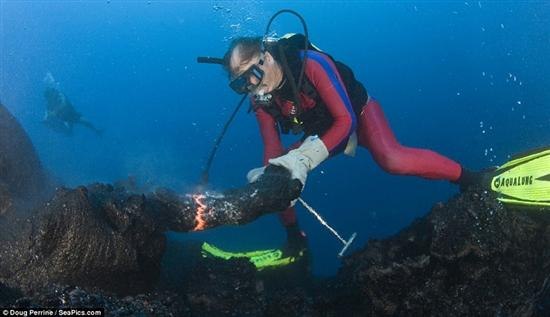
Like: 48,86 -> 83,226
255,105 -> 285,164
303,51 -> 357,155
245,105 -> 286,183
266,51 -> 355,185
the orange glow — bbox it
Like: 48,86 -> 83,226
192,194 -> 208,231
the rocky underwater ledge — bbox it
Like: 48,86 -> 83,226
1,104 -> 549,316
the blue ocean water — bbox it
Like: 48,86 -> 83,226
1,1 -> 548,276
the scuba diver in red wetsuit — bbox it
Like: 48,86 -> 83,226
221,33 -> 485,256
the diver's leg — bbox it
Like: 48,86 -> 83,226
78,119 -> 102,135
279,207 -> 297,227
279,205 -> 309,255
357,98 -> 462,181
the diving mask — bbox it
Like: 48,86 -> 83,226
229,62 -> 265,95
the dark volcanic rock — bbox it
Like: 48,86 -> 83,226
7,284 -> 186,317
0,104 -> 49,203
0,175 -> 301,296
32,185 -> 165,294
0,184 -> 166,294
4,188 -> 550,316
325,189 -> 550,316
0,103 -> 302,298
183,257 -> 265,316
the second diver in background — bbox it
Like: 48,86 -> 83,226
42,72 -> 102,136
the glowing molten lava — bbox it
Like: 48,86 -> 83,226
192,194 -> 208,231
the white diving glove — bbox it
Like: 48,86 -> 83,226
246,166 -> 266,183
268,135 -> 329,186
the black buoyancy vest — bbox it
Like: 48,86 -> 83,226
256,34 -> 369,136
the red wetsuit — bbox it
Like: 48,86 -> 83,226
255,50 -> 462,226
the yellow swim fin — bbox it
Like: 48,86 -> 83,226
490,147 -> 550,207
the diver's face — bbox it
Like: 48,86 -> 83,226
229,48 -> 282,95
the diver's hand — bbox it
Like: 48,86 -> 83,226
246,165 -> 303,208
268,135 -> 329,187
263,165 -> 303,207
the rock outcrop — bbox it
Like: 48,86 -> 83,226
0,103 -> 301,295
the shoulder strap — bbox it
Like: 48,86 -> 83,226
252,99 -> 292,135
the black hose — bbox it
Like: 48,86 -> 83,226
200,94 -> 248,185
197,56 -> 225,65
263,9 -> 309,98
